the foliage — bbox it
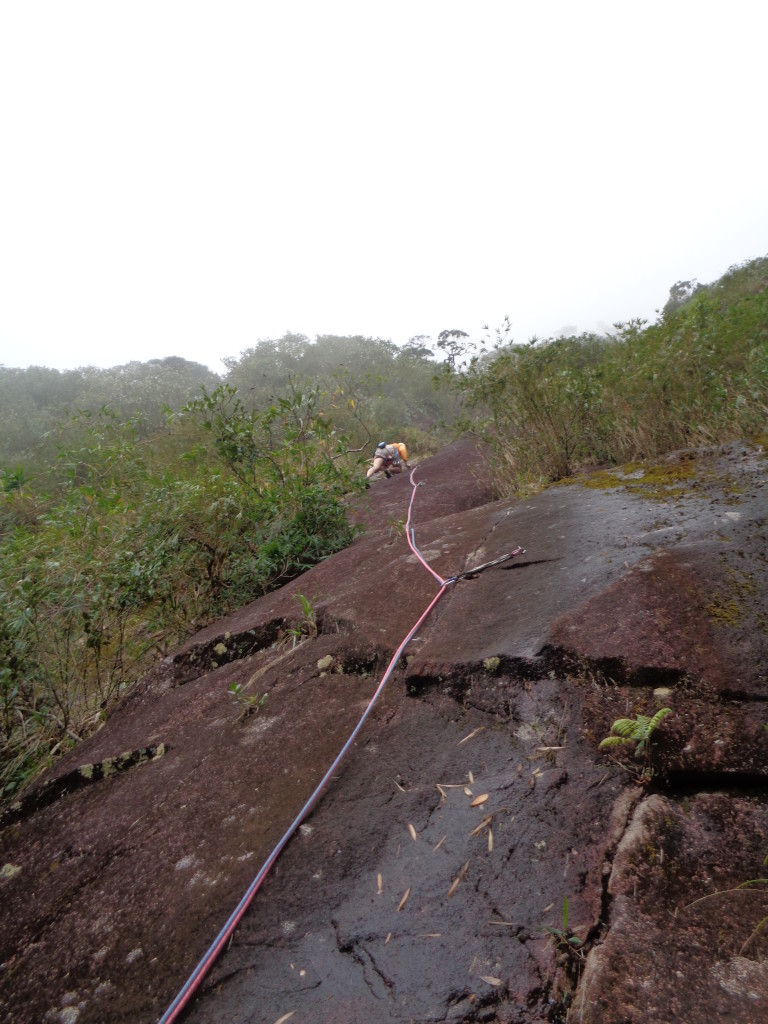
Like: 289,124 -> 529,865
1,335 -> 458,487
458,333 -> 607,483
544,894 -> 586,1013
179,378 -> 364,585
544,897 -> 585,955
228,682 -> 267,721
0,357 -> 219,472
599,707 -> 672,759
2,254 -> 765,801
388,516 -> 407,539
281,592 -> 319,648
1,466 -> 29,493
436,328 -> 472,369
453,256 -> 768,496
0,377 -> 367,800
599,707 -> 672,782
0,333 -> 461,799
221,332 -> 460,451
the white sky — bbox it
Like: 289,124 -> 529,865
1,1 -> 767,375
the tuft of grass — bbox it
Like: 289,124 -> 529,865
228,682 -> 267,722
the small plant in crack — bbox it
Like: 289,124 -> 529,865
294,591 -> 317,635
229,682 -> 267,721
544,898 -> 587,1018
544,897 -> 585,960
388,516 -> 406,539
599,707 -> 672,783
281,591 -> 318,648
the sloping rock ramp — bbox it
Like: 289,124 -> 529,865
1,439 -> 767,1024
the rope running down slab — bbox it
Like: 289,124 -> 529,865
157,468 -> 523,1023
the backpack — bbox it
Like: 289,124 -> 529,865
378,442 -> 407,467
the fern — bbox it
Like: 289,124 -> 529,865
599,707 -> 672,760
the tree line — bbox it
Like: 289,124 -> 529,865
454,256 -> 768,494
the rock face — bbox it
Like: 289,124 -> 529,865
1,439 -> 767,1024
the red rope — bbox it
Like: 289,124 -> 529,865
158,467 -> 448,1022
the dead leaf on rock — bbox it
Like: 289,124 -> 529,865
408,823 -> 418,841
273,1013 -> 296,1024
471,794 -> 489,806
459,726 -> 485,745
469,814 -> 493,837
480,976 -> 502,986
447,859 -> 471,898
398,887 -> 411,911
377,873 -> 382,895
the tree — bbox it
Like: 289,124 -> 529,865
662,279 -> 703,319
402,336 -> 435,360
436,329 -> 470,369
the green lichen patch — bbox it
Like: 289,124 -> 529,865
572,459 -> 699,500
707,595 -> 743,627
707,569 -> 758,628
574,469 -> 626,490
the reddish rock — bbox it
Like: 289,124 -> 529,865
1,440 -> 767,1024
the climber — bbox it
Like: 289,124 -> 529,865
366,441 -> 410,480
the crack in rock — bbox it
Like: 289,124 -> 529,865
1,743 -> 166,828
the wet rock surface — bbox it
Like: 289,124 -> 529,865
1,438 -> 767,1024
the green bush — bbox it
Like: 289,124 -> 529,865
457,256 -> 768,496
0,379 -> 367,799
